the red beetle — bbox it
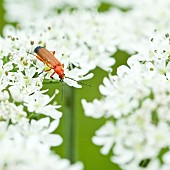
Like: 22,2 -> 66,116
34,46 -> 65,80
28,46 -> 90,87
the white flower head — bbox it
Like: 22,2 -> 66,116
0,121 -> 83,170
82,32 -> 170,169
24,92 -> 62,119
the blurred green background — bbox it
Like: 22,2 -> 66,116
0,1 -> 129,169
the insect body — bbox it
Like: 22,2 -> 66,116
30,46 -> 90,87
34,46 -> 65,80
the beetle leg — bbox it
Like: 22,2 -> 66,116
38,70 -> 44,75
36,55 -> 44,62
52,51 -> 55,55
45,68 -> 51,72
29,92 -> 35,96
50,71 -> 56,79
62,64 -> 64,68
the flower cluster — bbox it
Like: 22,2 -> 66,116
4,0 -> 170,55
114,0 -> 170,54
3,11 -> 116,72
0,118 -> 83,170
0,44 -> 82,168
3,0 -> 130,18
0,39 -> 83,169
4,0 -> 59,23
82,33 -> 170,169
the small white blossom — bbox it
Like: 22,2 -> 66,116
92,121 -> 119,155
24,92 -> 62,119
0,100 -> 27,123
12,118 -> 63,147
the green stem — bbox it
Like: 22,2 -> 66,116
63,85 -> 76,163
0,0 -> 6,35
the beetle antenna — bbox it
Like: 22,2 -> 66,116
26,51 -> 37,57
60,80 -> 64,102
65,76 -> 91,87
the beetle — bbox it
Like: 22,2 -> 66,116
34,46 -> 65,80
27,46 -> 90,87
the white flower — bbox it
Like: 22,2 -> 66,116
0,60 -> 13,91
4,0 -> 59,23
12,118 -> 63,147
82,99 -> 106,118
24,92 -> 62,119
162,152 -> 170,170
0,100 -> 27,123
8,69 -> 43,102
52,0 -> 99,10
0,90 -> 9,101
92,121 -> 120,155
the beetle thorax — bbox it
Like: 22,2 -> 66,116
54,65 -> 65,79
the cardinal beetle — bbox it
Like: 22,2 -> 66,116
28,46 -> 90,86
34,46 -> 65,80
